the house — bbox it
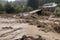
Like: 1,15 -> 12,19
43,2 -> 57,8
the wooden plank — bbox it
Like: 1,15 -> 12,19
29,9 -> 41,14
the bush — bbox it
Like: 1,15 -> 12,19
0,3 -> 5,14
0,11 -> 6,14
55,7 -> 60,17
4,3 -> 24,13
24,6 -> 33,12
13,4 -> 22,13
0,2 -> 33,14
4,2 -> 16,13
57,4 -> 60,7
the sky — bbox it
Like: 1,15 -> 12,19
7,0 -> 15,2
0,0 -> 27,2
0,0 -> 24,1
0,0 -> 27,1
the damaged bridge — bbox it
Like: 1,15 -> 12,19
29,9 -> 42,14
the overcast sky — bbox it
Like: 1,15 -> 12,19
0,0 -> 22,1
0,0 -> 26,1
0,0 -> 27,3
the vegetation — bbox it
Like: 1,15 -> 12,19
13,4 -> 23,13
27,0 -> 39,9
4,2 -> 15,13
0,3 -> 5,14
55,7 -> 60,17
0,0 -> 60,14
0,2 -> 34,14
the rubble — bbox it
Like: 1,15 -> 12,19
2,26 -> 13,29
0,13 -> 60,40
15,35 -> 45,40
53,24 -> 60,33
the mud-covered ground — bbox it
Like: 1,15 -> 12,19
0,14 -> 60,40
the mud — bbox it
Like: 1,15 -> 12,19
0,14 -> 60,40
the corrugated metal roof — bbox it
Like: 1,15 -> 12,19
43,3 -> 57,8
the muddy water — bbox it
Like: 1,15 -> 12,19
0,17 -> 39,40
0,17 -> 60,40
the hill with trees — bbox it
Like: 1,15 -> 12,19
0,0 -> 60,14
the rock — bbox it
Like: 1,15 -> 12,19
54,25 -> 60,33
2,26 -> 13,30
15,38 -> 21,40
35,35 -> 42,40
15,35 -> 45,40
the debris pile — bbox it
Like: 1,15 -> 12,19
2,26 -> 13,30
15,35 -> 45,40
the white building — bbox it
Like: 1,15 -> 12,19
43,2 -> 57,8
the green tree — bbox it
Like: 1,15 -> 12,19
0,3 -> 3,11
27,0 -> 39,9
55,7 -> 60,17
13,4 -> 22,13
4,2 -> 15,13
0,3 -> 5,14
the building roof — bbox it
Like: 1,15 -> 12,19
43,2 -> 57,8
